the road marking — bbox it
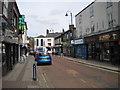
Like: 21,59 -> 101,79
91,84 -> 97,88
67,69 -> 79,77
82,64 -> 118,74
80,79 -> 86,83
42,74 -> 47,83
41,71 -> 49,88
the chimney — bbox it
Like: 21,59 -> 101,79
62,29 -> 65,32
46,29 -> 49,35
69,25 -> 74,30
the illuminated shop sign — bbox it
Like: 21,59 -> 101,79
74,39 -> 84,45
99,33 -> 118,41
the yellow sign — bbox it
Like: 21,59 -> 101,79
60,42 -> 67,45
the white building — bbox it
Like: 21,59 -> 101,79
75,1 -> 119,38
75,0 -> 120,64
34,35 -> 54,53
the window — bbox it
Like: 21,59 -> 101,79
102,21 -> 104,28
96,23 -> 98,30
91,21 -> 95,33
36,39 -> 39,46
12,11 -> 17,26
47,39 -> 51,42
107,0 -> 113,8
79,15 -> 82,24
90,6 -> 94,17
70,32 -> 72,37
41,39 -> 43,46
107,13 -> 113,27
86,28 -> 90,34
48,43 -> 51,46
3,0 -> 8,18
66,34 -> 69,39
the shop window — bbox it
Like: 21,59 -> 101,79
103,43 -> 110,61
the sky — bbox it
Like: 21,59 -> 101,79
16,0 -> 95,37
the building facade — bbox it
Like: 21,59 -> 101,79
61,25 -> 76,57
34,35 -> 54,53
0,0 -> 27,76
75,1 -> 120,64
54,34 -> 62,55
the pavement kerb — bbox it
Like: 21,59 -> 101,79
61,56 -> 119,73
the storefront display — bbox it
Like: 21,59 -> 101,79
99,31 -> 120,64
74,38 -> 87,59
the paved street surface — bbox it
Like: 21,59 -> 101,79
2,56 -> 40,88
37,55 -> 119,88
2,55 -> 119,89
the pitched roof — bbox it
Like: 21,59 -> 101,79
46,32 -> 62,37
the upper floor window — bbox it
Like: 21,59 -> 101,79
91,21 -> 95,33
12,11 -> 17,27
79,15 -> 82,24
41,39 -> 43,46
47,39 -> 51,42
36,39 -> 39,46
70,32 -> 72,37
90,6 -> 94,17
107,13 -> 113,27
86,28 -> 90,34
107,0 -> 113,8
3,0 -> 8,18
66,34 -> 69,39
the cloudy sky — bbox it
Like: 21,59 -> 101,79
17,0 -> 95,37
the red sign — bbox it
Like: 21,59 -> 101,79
118,41 -> 120,45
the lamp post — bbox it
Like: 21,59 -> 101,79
65,10 -> 73,25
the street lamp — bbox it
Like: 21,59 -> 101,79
65,10 -> 73,25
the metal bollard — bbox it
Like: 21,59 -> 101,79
33,63 -> 37,81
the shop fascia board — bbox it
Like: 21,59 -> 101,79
84,27 -> 120,38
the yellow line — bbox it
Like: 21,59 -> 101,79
42,74 -> 47,83
41,71 -> 49,88
80,79 -> 86,83
83,64 -> 118,74
91,84 -> 97,88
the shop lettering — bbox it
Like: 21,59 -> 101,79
75,39 -> 84,44
99,34 -> 117,41
86,38 -> 96,43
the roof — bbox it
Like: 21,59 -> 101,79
46,32 -> 62,37
75,1 -> 95,17
36,35 -> 45,38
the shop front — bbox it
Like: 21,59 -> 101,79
99,31 -> 120,64
85,35 -> 99,60
74,38 -> 87,60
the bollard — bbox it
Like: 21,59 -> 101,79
33,63 -> 37,81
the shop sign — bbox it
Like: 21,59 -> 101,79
86,37 -> 98,43
71,40 -> 74,44
74,38 -> 84,45
99,33 -> 118,41
118,41 -> 120,45
56,45 -> 62,47
60,42 -> 67,45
